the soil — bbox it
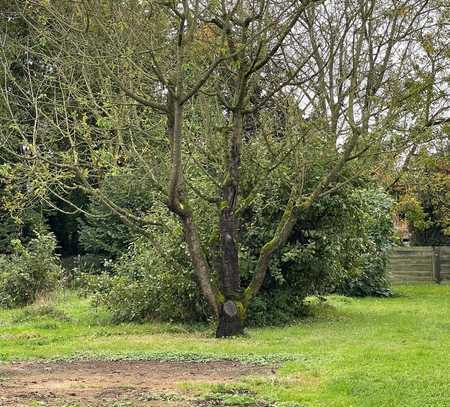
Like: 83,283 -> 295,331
0,359 -> 273,406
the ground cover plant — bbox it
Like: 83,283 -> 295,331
0,284 -> 449,406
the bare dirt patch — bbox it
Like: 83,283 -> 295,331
0,359 -> 273,406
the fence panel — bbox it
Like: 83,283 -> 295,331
387,246 -> 449,283
439,247 -> 450,281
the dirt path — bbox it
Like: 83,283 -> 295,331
0,359 -> 273,406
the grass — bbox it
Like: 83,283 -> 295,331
0,284 -> 449,406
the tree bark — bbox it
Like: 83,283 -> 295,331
219,206 -> 241,296
216,300 -> 244,338
245,195 -> 301,302
216,112 -> 244,337
182,216 -> 219,317
166,98 -> 219,317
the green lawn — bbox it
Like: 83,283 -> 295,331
1,284 -> 449,406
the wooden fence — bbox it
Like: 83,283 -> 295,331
387,246 -> 450,283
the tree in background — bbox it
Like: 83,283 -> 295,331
1,0 -> 448,335
0,1 -> 50,253
393,146 -> 449,245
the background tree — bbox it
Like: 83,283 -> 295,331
394,146 -> 449,245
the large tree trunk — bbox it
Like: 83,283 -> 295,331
216,299 -> 244,337
216,211 -> 244,337
219,193 -> 241,296
216,112 -> 244,338
216,191 -> 245,338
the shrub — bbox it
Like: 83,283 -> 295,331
0,232 -> 62,308
12,303 -> 70,323
0,208 -> 48,254
86,185 -> 394,325
85,215 -> 209,323
79,156 -> 394,324
242,186 -> 394,324
246,288 -> 310,326
335,189 -> 394,297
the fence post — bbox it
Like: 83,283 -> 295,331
432,247 -> 441,284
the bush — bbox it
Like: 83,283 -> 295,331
0,209 -> 48,254
335,189 -> 394,297
78,156 -> 394,324
242,186 -> 394,324
0,232 -> 62,308
247,288 -> 310,326
85,185 -> 394,325
85,216 -> 209,323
